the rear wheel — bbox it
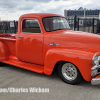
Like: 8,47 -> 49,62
58,62 -> 82,84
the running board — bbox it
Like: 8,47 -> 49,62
3,59 -> 44,74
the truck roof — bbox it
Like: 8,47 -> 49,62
20,13 -> 64,19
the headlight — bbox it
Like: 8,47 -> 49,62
92,54 -> 98,65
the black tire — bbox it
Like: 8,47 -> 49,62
0,62 -> 6,66
58,62 -> 82,85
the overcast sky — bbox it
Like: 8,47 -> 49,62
0,0 -> 100,20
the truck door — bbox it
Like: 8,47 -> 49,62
17,18 -> 43,65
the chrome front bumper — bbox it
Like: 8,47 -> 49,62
91,65 -> 100,85
91,77 -> 100,85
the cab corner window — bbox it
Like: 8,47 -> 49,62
22,19 -> 41,33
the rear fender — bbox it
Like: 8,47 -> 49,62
44,48 -> 94,81
0,41 -> 10,62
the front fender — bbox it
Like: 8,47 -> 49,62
0,41 -> 10,62
44,48 -> 95,81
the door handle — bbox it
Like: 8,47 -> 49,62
50,43 -> 59,46
18,36 -> 24,38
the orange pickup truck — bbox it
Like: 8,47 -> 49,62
0,13 -> 100,85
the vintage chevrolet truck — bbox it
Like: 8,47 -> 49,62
0,13 -> 100,85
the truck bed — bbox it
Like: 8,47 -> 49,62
0,33 -> 16,56
0,33 -> 16,40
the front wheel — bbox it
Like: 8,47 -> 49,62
58,62 -> 82,85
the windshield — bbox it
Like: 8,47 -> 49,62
43,17 -> 70,32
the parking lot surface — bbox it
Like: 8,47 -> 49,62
0,64 -> 100,100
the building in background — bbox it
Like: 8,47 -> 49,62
64,7 -> 100,19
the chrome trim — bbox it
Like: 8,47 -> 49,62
92,54 -> 98,65
91,54 -> 100,85
18,36 -> 24,38
50,43 -> 59,46
91,65 -> 100,85
91,65 -> 100,71
91,78 -> 100,85
91,65 -> 100,78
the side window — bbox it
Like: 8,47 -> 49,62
22,19 -> 41,33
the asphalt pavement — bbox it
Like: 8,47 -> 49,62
0,64 -> 100,100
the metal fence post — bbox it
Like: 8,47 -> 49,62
14,20 -> 16,33
2,22 -> 5,34
77,18 -> 79,31
93,18 -> 94,33
74,16 -> 77,30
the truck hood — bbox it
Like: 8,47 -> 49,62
49,30 -> 100,51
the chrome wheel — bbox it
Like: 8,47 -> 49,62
61,63 -> 77,81
58,62 -> 82,84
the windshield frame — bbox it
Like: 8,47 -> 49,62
42,16 -> 70,32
